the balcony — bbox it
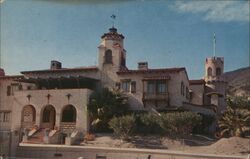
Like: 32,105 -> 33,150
143,92 -> 169,101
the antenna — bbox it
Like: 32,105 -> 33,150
110,14 -> 116,28
213,33 -> 216,57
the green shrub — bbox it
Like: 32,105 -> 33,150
135,113 -> 163,134
159,112 -> 202,137
109,115 -> 136,140
193,114 -> 215,135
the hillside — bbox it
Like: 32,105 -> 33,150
222,66 -> 250,97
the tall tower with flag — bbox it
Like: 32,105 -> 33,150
204,33 -> 227,114
98,15 -> 127,88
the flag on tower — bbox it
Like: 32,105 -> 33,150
213,33 -> 216,57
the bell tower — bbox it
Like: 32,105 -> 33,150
98,26 -> 127,88
204,33 -> 227,114
205,57 -> 224,82
98,27 -> 126,71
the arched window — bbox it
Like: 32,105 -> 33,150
61,105 -> 76,122
216,67 -> 221,76
22,105 -> 36,122
42,105 -> 55,123
207,67 -> 212,76
104,49 -> 112,64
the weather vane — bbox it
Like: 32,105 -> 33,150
213,32 -> 216,57
111,14 -> 116,28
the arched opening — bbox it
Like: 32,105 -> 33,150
61,105 -> 76,122
216,67 -> 221,76
60,105 -> 77,131
104,49 -> 112,64
207,67 -> 212,76
21,105 -> 36,129
40,105 -> 56,129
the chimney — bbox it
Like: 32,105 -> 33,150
0,68 -> 5,76
138,62 -> 148,70
50,60 -> 62,70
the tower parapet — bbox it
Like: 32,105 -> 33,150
101,27 -> 124,41
98,27 -> 126,70
205,57 -> 224,82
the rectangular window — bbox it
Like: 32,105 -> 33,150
0,112 -> 2,122
11,83 -> 20,92
186,87 -> 189,99
18,84 -> 23,90
115,82 -> 121,90
147,81 -> 155,94
131,81 -> 136,93
157,80 -> 166,94
3,112 -> 10,122
121,80 -> 130,92
0,112 -> 10,122
7,86 -> 11,96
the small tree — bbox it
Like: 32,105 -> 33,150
109,115 -> 135,140
88,88 -> 129,132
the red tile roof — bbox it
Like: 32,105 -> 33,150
117,67 -> 185,74
21,66 -> 99,74
0,75 -> 24,80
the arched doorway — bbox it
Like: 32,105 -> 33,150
21,105 -> 36,129
60,105 -> 77,131
40,105 -> 56,129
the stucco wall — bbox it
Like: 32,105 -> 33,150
11,88 -> 92,132
117,70 -> 190,110
190,84 -> 204,105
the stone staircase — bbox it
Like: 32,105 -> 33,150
26,128 -> 44,144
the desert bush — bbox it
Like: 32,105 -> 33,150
109,115 -> 136,140
159,112 -> 202,137
135,113 -> 163,134
193,114 -> 215,135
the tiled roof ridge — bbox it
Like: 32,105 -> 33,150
21,66 -> 98,74
117,67 -> 185,74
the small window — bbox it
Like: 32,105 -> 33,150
216,67 -> 221,76
147,81 -> 155,94
121,80 -> 130,92
157,80 -> 166,94
131,81 -> 136,93
207,67 -> 212,76
186,87 -> 189,99
18,84 -> 23,90
104,49 -> 112,64
7,86 -> 11,96
0,112 -> 2,122
3,112 -> 10,122
121,53 -> 126,67
181,82 -> 184,96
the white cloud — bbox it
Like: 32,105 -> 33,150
0,0 -> 5,4
172,1 -> 249,22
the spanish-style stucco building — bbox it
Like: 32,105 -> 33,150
0,27 -> 227,156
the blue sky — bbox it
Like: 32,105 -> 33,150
0,0 -> 249,79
